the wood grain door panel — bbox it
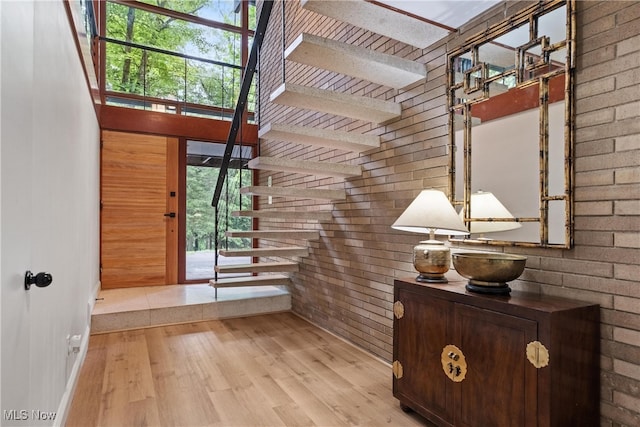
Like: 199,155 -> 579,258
454,303 -> 538,427
101,130 -> 178,288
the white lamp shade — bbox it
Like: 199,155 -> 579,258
392,189 -> 469,236
461,191 -> 522,234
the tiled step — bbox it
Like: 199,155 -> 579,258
248,156 -> 361,179
301,0 -> 449,49
233,209 -> 333,221
286,33 -> 427,89
210,274 -> 292,288
91,284 -> 291,333
226,230 -> 320,240
215,261 -> 299,274
270,83 -> 401,123
219,246 -> 309,257
240,185 -> 346,201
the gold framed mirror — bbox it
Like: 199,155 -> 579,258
448,0 -> 575,248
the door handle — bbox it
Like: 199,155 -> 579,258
164,212 -> 176,218
25,271 -> 53,290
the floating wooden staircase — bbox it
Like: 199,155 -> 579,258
211,0 -> 450,294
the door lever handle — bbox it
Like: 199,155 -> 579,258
164,212 -> 176,218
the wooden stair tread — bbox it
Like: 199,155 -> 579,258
286,33 -> 426,89
233,209 -> 333,221
219,246 -> 309,257
210,274 -> 292,288
240,185 -> 345,201
258,123 -> 380,153
301,0 -> 449,49
226,230 -> 320,240
248,156 -> 361,178
270,83 -> 401,124
215,261 -> 299,274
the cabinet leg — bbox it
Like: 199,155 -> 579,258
399,403 -> 412,413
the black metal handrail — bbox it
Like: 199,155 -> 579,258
211,0 -> 273,208
211,0 -> 273,285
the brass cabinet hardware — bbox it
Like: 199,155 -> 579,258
526,341 -> 550,368
441,344 -> 467,382
393,301 -> 404,319
392,360 -> 404,379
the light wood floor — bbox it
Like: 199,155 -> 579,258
66,312 -> 430,426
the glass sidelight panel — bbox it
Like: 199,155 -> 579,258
185,140 -> 252,281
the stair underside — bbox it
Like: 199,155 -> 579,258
219,246 -> 309,257
226,230 -> 320,240
286,33 -> 427,89
258,123 -> 380,153
270,83 -> 401,123
233,209 -> 333,221
215,261 -> 299,274
210,274 -> 292,288
301,0 -> 449,49
240,185 -> 345,201
248,156 -> 361,178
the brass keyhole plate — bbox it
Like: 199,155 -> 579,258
441,344 -> 467,382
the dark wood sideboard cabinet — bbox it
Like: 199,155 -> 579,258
393,277 -> 599,427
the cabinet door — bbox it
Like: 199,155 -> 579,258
453,304 -> 538,427
394,289 -> 454,425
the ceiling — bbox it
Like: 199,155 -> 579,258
377,0 -> 501,29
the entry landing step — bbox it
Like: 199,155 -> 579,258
258,123 -> 380,153
286,33 -> 427,89
215,261 -> 299,274
270,83 -> 401,124
219,246 -> 309,257
226,230 -> 320,240
240,185 -> 346,201
301,0 -> 449,49
91,284 -> 291,333
233,209 -> 333,221
248,156 -> 361,179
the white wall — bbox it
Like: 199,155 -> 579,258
1,1 -> 100,425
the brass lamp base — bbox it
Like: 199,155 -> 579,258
413,240 -> 450,284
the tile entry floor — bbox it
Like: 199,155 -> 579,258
91,284 -> 292,334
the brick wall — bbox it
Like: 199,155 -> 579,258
257,1 -> 639,425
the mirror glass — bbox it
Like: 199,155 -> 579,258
449,1 -> 574,248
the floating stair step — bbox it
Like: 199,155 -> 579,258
240,185 -> 345,201
234,209 -> 333,221
215,261 -> 299,274
286,33 -> 427,89
226,230 -> 320,240
219,246 -> 309,257
248,156 -> 361,178
259,123 -> 379,153
301,0 -> 449,49
210,274 -> 292,288
270,83 -> 401,124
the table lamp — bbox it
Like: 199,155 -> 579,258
392,189 -> 469,283
461,190 -> 522,238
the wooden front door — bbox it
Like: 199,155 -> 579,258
101,130 -> 179,288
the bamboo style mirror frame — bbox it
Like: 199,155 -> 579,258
448,0 -> 575,248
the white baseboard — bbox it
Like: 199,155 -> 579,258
53,282 -> 99,427
53,323 -> 90,427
